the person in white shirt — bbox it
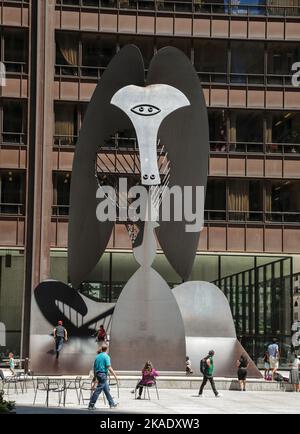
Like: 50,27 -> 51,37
267,338 -> 280,380
289,354 -> 300,392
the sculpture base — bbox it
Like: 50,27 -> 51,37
110,267 -> 186,371
186,337 -> 261,378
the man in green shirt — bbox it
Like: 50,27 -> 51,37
199,350 -> 221,398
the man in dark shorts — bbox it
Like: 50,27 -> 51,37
53,320 -> 68,359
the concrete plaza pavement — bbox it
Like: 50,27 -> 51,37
8,387 -> 300,414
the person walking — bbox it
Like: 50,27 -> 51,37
53,320 -> 68,359
88,344 -> 118,410
134,361 -> 159,399
289,353 -> 300,392
95,325 -> 107,347
186,356 -> 194,375
267,338 -> 280,380
8,352 -> 16,376
199,350 -> 221,398
263,351 -> 270,380
237,354 -> 249,391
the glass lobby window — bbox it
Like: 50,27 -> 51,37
0,171 -> 24,215
56,32 -> 79,75
152,254 -> 182,286
120,36 -> 154,69
271,113 -> 300,153
0,249 -> 25,358
194,40 -> 228,83
235,111 -> 263,151
266,181 -> 300,223
267,42 -> 299,84
190,255 -> 219,283
80,253 -> 111,303
208,110 -> 227,150
205,179 -> 226,220
231,41 -> 264,84
2,101 -> 25,144
54,103 -> 78,146
111,252 -> 139,302
1,29 -> 27,73
53,172 -> 71,216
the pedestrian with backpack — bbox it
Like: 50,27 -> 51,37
198,350 -> 221,398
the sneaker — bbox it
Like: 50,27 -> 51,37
110,403 -> 118,409
215,393 -> 222,398
88,405 -> 96,411
136,396 -> 141,400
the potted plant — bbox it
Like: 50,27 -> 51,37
0,390 -> 16,414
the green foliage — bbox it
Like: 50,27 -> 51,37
0,390 -> 16,413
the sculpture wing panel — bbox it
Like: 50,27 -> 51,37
147,47 -> 209,281
68,45 -> 145,289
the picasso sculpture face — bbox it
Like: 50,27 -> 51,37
68,45 -> 209,288
111,84 -> 190,186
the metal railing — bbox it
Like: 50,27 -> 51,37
55,64 -> 297,89
0,132 -> 26,146
55,1 -> 300,17
205,210 -> 300,224
51,205 -> 300,224
0,203 -> 24,216
210,141 -> 300,155
54,134 -> 78,147
53,135 -> 300,156
2,61 -> 28,75
52,205 -> 70,216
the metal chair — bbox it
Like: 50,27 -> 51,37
33,378 -> 65,407
135,379 -> 159,400
79,379 -> 106,406
64,376 -> 82,405
108,374 -> 120,399
5,373 -> 23,395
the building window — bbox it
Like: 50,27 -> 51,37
205,180 -> 226,220
56,32 -> 116,77
1,101 -> 26,145
270,112 -> 300,153
56,33 -> 79,75
54,103 -> 79,146
231,41 -> 264,84
194,39 -> 228,83
53,172 -> 71,216
0,171 -> 24,215
228,180 -> 263,221
267,42 -> 299,83
0,29 -> 28,74
82,34 -> 116,72
235,111 -> 263,152
209,110 -> 227,150
266,181 -> 300,223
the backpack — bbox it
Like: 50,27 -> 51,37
200,357 -> 208,375
274,372 -> 284,382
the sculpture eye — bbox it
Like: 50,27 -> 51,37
131,105 -> 161,116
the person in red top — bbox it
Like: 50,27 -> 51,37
96,325 -> 107,346
134,361 -> 159,400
